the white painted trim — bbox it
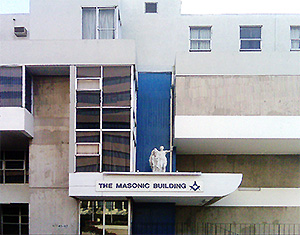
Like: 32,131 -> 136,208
211,188 -> 300,207
0,107 -> 34,137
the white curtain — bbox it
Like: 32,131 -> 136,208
82,8 -> 96,39
99,9 -> 115,39
190,28 -> 211,50
291,27 -> 300,39
291,27 -> 300,49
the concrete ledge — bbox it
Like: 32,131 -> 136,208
0,40 -> 136,65
0,184 -> 30,203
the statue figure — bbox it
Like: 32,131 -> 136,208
149,146 -> 172,172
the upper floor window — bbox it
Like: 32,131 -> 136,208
291,26 -> 300,50
240,26 -> 262,51
145,2 -> 158,13
189,26 -> 212,52
0,151 -> 28,184
82,7 -> 117,39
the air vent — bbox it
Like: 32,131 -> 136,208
14,26 -> 28,37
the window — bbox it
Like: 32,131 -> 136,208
0,203 -> 29,235
75,66 -> 135,173
0,67 -> 32,113
0,67 -> 22,107
82,7 -> 117,39
189,26 -> 212,51
0,151 -> 28,184
240,26 -> 262,51
291,26 -> 300,50
80,200 -> 129,234
145,2 -> 158,13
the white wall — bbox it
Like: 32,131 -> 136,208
0,40 -> 135,65
2,0 -> 300,72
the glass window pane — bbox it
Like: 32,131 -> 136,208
5,151 -> 25,160
0,170 -> 3,183
291,26 -> 300,39
98,9 -> 115,39
102,108 -> 130,129
5,170 -> 24,183
77,144 -> 99,155
77,91 -> 101,107
82,8 -> 96,39
77,67 -> 101,78
145,2 -> 157,13
76,131 -> 100,143
76,156 -> 100,172
103,66 -> 131,107
76,108 -> 100,129
3,224 -> 20,235
3,215 -> 19,223
21,225 -> 29,234
240,27 -> 261,39
291,40 -> 300,49
21,216 -> 29,223
80,201 -> 104,233
20,204 -> 28,216
5,161 -> 24,169
241,40 -> 261,50
2,204 -> 19,214
199,28 -> 211,39
0,67 -> 22,107
102,132 -> 130,172
25,70 -> 32,113
105,201 -> 128,235
77,79 -> 100,90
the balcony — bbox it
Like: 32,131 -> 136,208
0,66 -> 33,137
175,116 -> 300,154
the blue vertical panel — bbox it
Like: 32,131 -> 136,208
132,202 -> 176,235
137,72 -> 172,172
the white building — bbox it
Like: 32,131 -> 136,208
0,0 -> 300,234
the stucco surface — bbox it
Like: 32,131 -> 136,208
176,75 -> 300,115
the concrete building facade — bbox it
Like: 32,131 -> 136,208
1,0 -> 300,234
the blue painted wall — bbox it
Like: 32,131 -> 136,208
136,72 -> 173,172
132,202 -> 176,235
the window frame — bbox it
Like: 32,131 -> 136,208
81,6 -> 119,40
189,26 -> 212,52
290,26 -> 300,51
0,151 -> 28,184
80,200 -> 131,235
74,65 -> 136,173
239,25 -> 262,52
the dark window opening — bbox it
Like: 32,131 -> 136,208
145,2 -> 158,13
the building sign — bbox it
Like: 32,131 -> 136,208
96,174 -> 204,193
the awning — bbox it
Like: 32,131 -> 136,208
69,172 -> 242,206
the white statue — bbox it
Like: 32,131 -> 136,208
149,146 -> 172,172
